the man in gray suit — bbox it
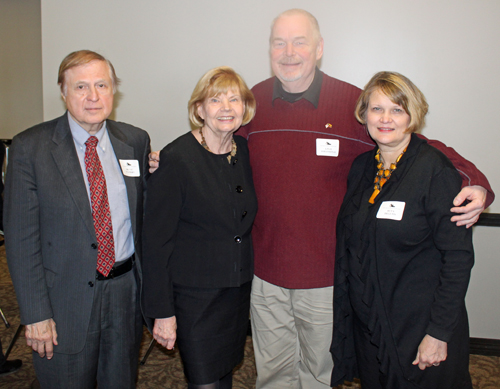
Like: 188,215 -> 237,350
4,50 -> 150,388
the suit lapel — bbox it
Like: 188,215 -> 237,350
50,114 -> 96,239
107,121 -> 138,240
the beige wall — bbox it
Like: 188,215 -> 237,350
8,0 -> 500,338
0,0 -> 43,139
468,227 -> 500,338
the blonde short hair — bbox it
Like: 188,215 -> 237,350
355,71 -> 429,133
188,66 -> 256,128
58,50 -> 120,95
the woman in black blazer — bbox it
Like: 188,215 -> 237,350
142,67 -> 257,389
330,72 -> 474,389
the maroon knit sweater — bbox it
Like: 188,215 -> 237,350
237,72 -> 493,289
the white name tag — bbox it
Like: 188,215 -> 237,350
376,201 -> 406,221
119,159 -> 140,177
316,138 -> 339,157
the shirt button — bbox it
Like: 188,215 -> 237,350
236,186 -> 243,193
234,236 -> 242,244
242,211 -> 247,219
91,243 -> 98,249
88,281 -> 94,287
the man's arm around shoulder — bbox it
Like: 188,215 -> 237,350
423,135 -> 494,227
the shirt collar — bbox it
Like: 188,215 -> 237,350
272,67 -> 323,108
68,111 -> 109,153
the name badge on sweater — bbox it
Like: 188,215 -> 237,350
316,139 -> 339,157
376,201 -> 405,221
119,159 -> 140,177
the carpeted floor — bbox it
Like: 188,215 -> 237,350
1,244 -> 499,388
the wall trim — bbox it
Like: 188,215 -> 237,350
477,213 -> 500,227
470,337 -> 500,356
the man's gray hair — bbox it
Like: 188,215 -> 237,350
270,9 -> 322,44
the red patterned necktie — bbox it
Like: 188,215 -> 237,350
85,136 -> 115,276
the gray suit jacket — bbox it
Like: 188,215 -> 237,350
4,113 -> 150,354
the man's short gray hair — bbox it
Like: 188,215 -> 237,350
270,9 -> 322,45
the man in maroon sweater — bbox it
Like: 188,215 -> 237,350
235,9 -> 493,389
149,8 -> 493,389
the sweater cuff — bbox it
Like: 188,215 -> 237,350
425,322 -> 453,343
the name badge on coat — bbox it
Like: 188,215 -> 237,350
119,159 -> 140,177
376,201 -> 405,221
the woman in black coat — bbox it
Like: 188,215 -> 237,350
330,72 -> 474,389
142,67 -> 257,389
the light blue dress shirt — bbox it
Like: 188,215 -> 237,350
68,112 -> 135,263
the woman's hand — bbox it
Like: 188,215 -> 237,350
153,316 -> 177,350
412,334 -> 447,370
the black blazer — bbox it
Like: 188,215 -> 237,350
142,133 -> 257,318
4,113 -> 150,354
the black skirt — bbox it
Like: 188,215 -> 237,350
173,281 -> 251,384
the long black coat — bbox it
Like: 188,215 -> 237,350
331,134 -> 474,388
